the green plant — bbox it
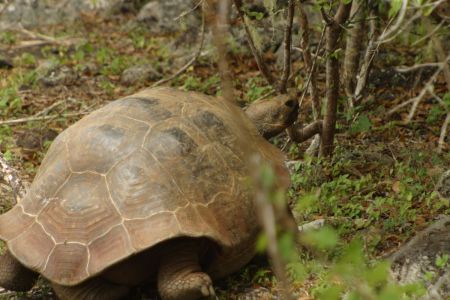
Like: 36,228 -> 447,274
244,77 -> 273,102
0,31 -> 16,45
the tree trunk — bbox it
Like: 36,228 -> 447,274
319,1 -> 352,157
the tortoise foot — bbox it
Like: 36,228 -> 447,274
159,271 -> 216,300
0,250 -> 37,291
52,277 -> 130,300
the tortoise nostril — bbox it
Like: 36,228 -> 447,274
285,100 -> 296,108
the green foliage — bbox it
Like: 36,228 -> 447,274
435,254 -> 449,269
389,0 -> 403,18
0,87 -> 22,115
301,226 -> 339,250
16,53 -> 37,67
180,74 -> 221,94
244,77 -> 273,102
350,114 -> 372,134
0,31 -> 16,45
426,105 -> 445,124
101,56 -> 129,76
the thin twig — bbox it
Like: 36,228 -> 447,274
298,3 -> 320,120
14,23 -> 76,47
279,0 -> 295,93
298,25 -> 326,112
377,0 -> 408,43
0,153 -> 26,205
251,156 -> 295,300
379,0 -> 446,45
33,99 -> 65,117
233,0 -> 276,87
438,113 -> 450,153
425,17 -> 450,91
412,20 -> 444,46
354,9 -> 379,102
174,0 -> 204,21
406,54 -> 450,121
0,112 -> 88,126
395,62 -> 441,73
0,0 -> 11,17
152,9 -> 206,88
430,91 -> 450,153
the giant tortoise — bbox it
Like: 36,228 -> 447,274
0,87 -> 297,300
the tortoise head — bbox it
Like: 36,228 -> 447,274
245,94 -> 298,139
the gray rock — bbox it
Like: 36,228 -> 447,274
390,215 -> 450,300
0,0 -> 122,29
436,170 -> 450,199
120,64 -> 161,85
37,61 -> 78,86
136,0 -> 200,35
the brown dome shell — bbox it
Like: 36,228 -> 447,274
0,87 -> 289,286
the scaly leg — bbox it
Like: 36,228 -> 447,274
157,238 -> 215,300
52,277 -> 130,300
0,250 -> 38,291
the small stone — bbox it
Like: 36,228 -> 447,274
38,66 -> 78,87
120,64 -> 161,85
436,170 -> 450,199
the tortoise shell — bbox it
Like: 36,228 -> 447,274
0,87 -> 289,286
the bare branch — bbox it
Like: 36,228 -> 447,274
343,0 -> 367,107
152,9 -> 206,88
378,0 -> 446,45
251,156 -> 295,300
0,154 -> 26,205
297,25 -> 326,118
298,2 -> 321,120
395,62 -> 441,73
206,0 -> 235,103
425,18 -> 450,91
411,20 -> 445,46
407,54 -> 450,121
354,11 -> 379,101
279,0 -> 295,93
233,0 -> 276,87
387,54 -> 449,118
438,113 -> 450,153
378,0 -> 408,43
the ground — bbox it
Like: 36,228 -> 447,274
0,11 -> 448,300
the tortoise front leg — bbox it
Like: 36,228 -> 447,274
52,277 -> 130,300
0,249 -> 38,291
157,238 -> 215,300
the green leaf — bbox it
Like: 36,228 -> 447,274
364,261 -> 390,286
301,226 -> 339,250
350,114 -> 372,134
255,233 -> 268,253
247,11 -> 265,21
443,93 -> 450,110
435,254 -> 449,268
318,284 -> 343,300
389,0 -> 403,18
